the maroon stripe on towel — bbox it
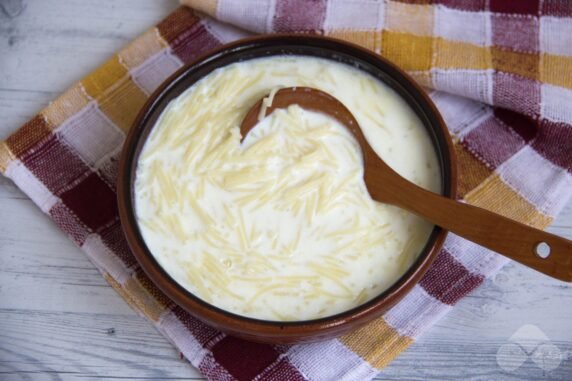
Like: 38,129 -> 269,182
461,114 -> 525,169
172,305 -> 221,347
49,202 -> 91,246
198,354 -> 238,381
491,14 -> 539,53
98,154 -> 120,190
532,119 -> 572,172
542,0 -> 572,17
157,7 -> 201,43
60,172 -> 117,232
99,219 -> 138,269
490,0 -> 540,15
211,336 -> 281,381
20,134 -> 91,196
273,0 -> 327,33
157,8 -> 221,64
492,74 -> 541,117
420,249 -> 485,305
494,108 -> 539,142
172,22 -> 221,64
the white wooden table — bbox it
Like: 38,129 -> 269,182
1,1 -> 571,380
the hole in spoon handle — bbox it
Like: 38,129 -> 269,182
534,241 -> 551,259
524,234 -> 572,282
484,223 -> 572,282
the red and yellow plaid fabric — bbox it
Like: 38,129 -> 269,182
1,1 -> 571,380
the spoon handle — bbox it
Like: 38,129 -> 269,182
373,172 -> 572,282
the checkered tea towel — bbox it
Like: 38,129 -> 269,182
1,1 -> 571,380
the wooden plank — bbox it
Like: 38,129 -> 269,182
0,309 -> 202,381
0,0 -> 180,95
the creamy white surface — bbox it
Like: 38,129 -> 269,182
134,56 -> 441,321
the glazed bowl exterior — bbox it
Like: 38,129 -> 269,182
117,35 -> 458,344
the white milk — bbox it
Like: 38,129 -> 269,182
134,56 -> 441,321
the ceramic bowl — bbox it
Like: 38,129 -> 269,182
117,35 -> 458,343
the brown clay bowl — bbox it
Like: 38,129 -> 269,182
117,35 -> 458,344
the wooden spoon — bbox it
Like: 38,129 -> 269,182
240,87 -> 572,282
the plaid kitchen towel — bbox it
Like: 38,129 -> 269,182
2,1 -> 572,380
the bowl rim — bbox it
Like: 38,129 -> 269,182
117,34 -> 458,343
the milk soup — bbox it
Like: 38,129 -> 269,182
135,56 -> 441,321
